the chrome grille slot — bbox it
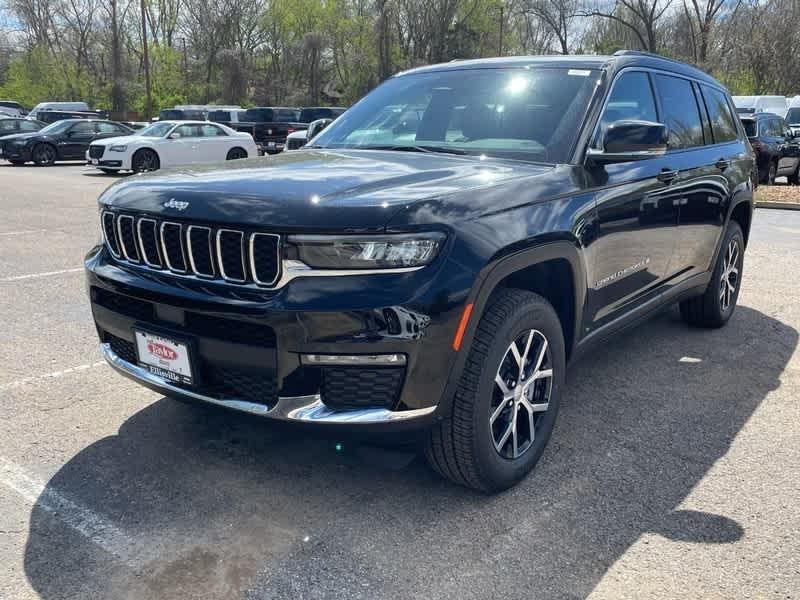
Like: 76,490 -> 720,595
187,226 -> 215,278
116,215 -> 140,263
102,211 -> 120,257
100,212 -> 283,288
161,222 -> 187,272
249,233 -> 281,286
137,218 -> 162,268
89,145 -> 104,159
217,230 -> 246,282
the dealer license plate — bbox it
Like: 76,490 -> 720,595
91,159 -> 98,165
134,330 -> 193,385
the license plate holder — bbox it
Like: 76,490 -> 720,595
134,328 -> 195,386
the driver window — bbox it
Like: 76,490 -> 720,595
70,121 -> 94,134
597,72 -> 658,146
174,124 -> 198,138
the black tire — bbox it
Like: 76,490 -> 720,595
132,149 -> 160,173
9,159 -> 25,166
226,147 -> 248,160
766,160 -> 777,185
679,221 -> 744,328
99,168 -> 118,175
32,143 -> 56,166
788,166 -> 799,186
425,289 -> 565,492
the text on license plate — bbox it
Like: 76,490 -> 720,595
134,330 -> 193,385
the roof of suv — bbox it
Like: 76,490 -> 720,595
398,51 -> 721,88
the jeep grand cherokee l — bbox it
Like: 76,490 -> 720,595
86,51 -> 754,492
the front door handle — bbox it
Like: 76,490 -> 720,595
715,158 -> 731,171
657,168 -> 678,183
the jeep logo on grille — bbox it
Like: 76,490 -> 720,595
163,198 -> 189,211
147,342 -> 177,361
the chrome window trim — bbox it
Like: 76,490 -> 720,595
216,229 -> 247,283
248,232 -> 281,286
136,218 -> 162,268
187,225 -> 215,278
116,215 -> 140,263
160,221 -> 187,273
101,211 -> 120,258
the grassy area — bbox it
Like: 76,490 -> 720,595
756,181 -> 800,205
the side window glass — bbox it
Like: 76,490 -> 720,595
653,74 -> 704,149
700,85 -> 739,143
201,124 -> 225,137
175,124 -> 197,138
0,120 -> 16,132
597,71 -> 657,145
20,121 -> 40,131
70,121 -> 94,134
97,122 -> 120,134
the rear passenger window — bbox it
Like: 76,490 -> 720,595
653,74 -> 704,149
701,85 -> 739,143
598,71 -> 658,144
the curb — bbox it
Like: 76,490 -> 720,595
755,201 -> 800,211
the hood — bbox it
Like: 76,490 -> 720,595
99,149 -> 553,231
91,135 -> 140,147
0,131 -> 43,143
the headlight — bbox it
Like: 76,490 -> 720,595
109,145 -> 127,152
287,233 -> 446,269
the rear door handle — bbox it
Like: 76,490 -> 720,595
715,158 -> 731,171
657,168 -> 678,183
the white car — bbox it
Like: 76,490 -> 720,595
85,120 -> 257,174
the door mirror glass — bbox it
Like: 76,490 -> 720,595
168,132 -> 181,139
587,120 -> 668,164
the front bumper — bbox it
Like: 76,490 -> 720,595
86,244 -> 466,427
2,144 -> 31,161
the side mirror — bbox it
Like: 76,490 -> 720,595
167,132 -> 180,139
307,118 -> 333,140
586,120 -> 668,164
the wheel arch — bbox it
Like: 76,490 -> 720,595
131,146 -> 160,169
729,197 -> 753,248
437,241 -> 587,418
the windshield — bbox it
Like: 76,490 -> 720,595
136,122 -> 175,137
786,108 -> 800,124
38,120 -> 75,135
311,67 -> 601,163
742,120 -> 757,137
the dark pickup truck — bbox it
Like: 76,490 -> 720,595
230,107 -> 304,154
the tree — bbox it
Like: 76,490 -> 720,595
583,0 -> 674,52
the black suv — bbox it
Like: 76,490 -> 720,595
1,119 -> 132,165
87,52 -> 754,491
740,112 -> 800,184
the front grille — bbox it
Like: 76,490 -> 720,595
321,366 -> 405,410
101,211 -> 281,287
89,145 -> 105,159
104,332 -> 277,406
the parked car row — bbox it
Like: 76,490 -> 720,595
739,112 -> 800,185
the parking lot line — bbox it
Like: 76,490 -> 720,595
0,229 -> 47,237
0,456 -> 144,566
0,267 -> 84,282
0,361 -> 107,391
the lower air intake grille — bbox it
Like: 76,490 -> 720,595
89,145 -> 105,159
107,333 -> 137,364
321,366 -> 405,410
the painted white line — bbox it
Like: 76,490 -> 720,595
0,457 -> 148,565
0,267 -> 83,282
0,229 -> 47,237
0,361 -> 107,391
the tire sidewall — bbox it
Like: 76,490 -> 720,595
470,298 -> 565,490
133,149 -> 158,173
33,143 -> 55,166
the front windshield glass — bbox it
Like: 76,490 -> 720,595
39,120 -> 75,134
311,67 -> 601,163
786,107 -> 800,124
136,122 -> 175,137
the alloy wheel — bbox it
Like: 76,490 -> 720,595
135,151 -> 158,172
35,145 -> 55,165
719,238 -> 740,312
490,329 -> 553,459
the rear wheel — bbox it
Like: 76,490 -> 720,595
132,149 -> 159,173
425,289 -> 564,492
32,143 -> 56,166
226,147 -> 248,160
766,160 -> 777,185
679,221 -> 744,328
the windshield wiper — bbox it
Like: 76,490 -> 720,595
355,144 -> 469,156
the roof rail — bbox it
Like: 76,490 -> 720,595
612,49 -> 686,67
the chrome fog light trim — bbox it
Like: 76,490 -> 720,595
301,353 -> 407,366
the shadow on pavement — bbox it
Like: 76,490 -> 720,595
23,305 -> 797,599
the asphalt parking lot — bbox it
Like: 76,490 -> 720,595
1,163 -> 798,600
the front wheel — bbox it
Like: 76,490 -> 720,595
425,289 -> 565,492
32,143 -> 56,166
131,149 -> 159,173
679,221 -> 744,328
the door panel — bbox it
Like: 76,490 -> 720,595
60,121 -> 95,158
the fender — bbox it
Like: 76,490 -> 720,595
434,240 -> 587,418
